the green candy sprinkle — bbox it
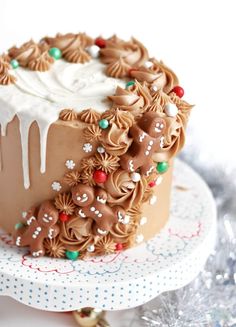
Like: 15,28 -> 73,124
10,59 -> 19,69
48,47 -> 62,60
126,80 -> 135,89
15,222 -> 24,230
157,161 -> 169,174
65,250 -> 79,261
99,119 -> 109,129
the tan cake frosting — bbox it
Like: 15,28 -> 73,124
0,33 -> 193,260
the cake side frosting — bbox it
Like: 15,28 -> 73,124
0,33 -> 193,259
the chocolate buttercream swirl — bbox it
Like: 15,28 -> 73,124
59,216 -> 94,251
100,123 -> 132,156
44,236 -> 65,258
105,169 -> 147,210
28,51 -> 54,72
94,234 -> 116,255
101,108 -> 134,129
0,70 -> 16,85
100,36 -> 148,69
80,157 -> 96,174
152,89 -> 171,109
130,58 -> 178,93
64,170 -> 81,187
78,109 -> 101,124
0,55 -> 10,73
110,222 -> 137,244
131,67 -> 165,85
126,205 -> 142,221
106,57 -> 130,78
83,125 -> 102,142
94,152 -> 120,174
59,109 -> 78,121
108,82 -> 152,116
152,107 -> 192,162
64,47 -> 91,64
9,40 -> 43,68
0,55 -> 16,85
54,192 -> 76,215
43,33 -> 93,63
169,92 -> 194,122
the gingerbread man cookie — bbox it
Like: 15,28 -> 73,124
15,200 -> 60,257
71,184 -> 126,235
120,112 -> 166,176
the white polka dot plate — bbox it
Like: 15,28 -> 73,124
0,160 -> 216,311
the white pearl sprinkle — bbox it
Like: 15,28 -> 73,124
144,61 -> 154,68
87,244 -> 95,253
165,103 -> 178,117
136,234 -> 144,244
123,215 -> 130,225
22,211 -> 27,219
151,85 -> 158,92
131,172 -> 141,182
87,45 -> 100,58
97,146 -> 105,154
149,195 -> 157,205
90,207 -> 95,212
140,216 -> 148,226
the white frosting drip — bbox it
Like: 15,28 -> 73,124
0,59 -> 125,189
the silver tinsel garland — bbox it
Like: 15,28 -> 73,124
131,140 -> 236,327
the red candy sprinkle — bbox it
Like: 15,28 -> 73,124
171,86 -> 184,98
116,243 -> 123,251
59,212 -> 69,222
93,170 -> 108,183
148,181 -> 156,188
95,37 -> 106,48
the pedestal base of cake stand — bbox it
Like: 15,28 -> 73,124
0,160 -> 216,320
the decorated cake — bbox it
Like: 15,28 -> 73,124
0,33 -> 193,260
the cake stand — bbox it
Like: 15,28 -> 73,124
0,160 -> 216,317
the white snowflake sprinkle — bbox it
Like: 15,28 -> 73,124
83,143 -> 93,153
65,159 -> 75,170
51,181 -> 62,192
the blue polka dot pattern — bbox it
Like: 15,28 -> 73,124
0,160 -> 216,311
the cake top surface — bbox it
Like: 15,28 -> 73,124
0,33 -> 176,124
0,59 -> 125,122
0,33 -> 193,190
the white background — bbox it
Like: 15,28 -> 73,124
0,0 -> 235,325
